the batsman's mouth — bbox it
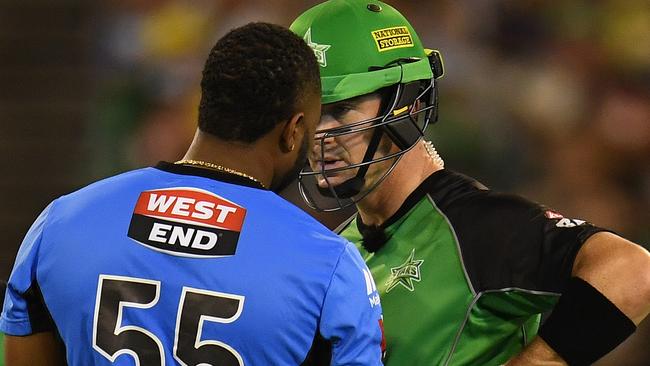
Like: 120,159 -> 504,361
312,159 -> 347,173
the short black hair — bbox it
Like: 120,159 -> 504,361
198,22 -> 320,143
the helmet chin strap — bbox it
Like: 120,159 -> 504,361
317,124 -> 386,199
316,176 -> 364,199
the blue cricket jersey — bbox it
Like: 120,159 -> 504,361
1,162 -> 385,365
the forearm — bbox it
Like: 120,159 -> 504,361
5,332 -> 66,366
508,232 -> 650,365
505,337 -> 565,366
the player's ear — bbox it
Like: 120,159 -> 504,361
280,112 -> 304,153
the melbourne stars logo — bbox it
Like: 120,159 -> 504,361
304,28 -> 331,67
385,249 -> 424,292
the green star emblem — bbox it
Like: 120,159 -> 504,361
385,249 -> 424,292
304,28 -> 331,67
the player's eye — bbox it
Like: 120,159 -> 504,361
323,103 -> 353,120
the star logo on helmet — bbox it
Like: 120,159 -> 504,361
385,249 -> 424,292
304,28 -> 331,67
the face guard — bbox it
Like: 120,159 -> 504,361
298,54 -> 443,211
291,0 -> 444,211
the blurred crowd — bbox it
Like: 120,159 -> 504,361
8,0 -> 642,364
90,0 -> 649,246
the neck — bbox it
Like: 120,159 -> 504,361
356,140 -> 443,226
181,130 -> 273,189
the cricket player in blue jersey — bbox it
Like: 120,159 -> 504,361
1,22 -> 385,365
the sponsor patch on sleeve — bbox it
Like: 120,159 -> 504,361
544,210 -> 564,219
128,187 -> 246,258
544,210 -> 587,228
371,26 -> 414,52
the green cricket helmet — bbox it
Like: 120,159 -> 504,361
291,0 -> 444,211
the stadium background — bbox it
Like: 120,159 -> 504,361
0,0 -> 647,364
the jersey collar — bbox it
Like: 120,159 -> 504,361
355,169 -> 487,252
358,169 -> 485,230
154,161 -> 268,190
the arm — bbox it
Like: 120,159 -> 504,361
5,333 -> 66,366
572,232 -> 650,324
507,232 -> 650,365
315,243 -> 385,365
1,204 -> 63,365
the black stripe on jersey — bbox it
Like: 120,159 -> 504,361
351,169 -> 609,294
300,332 -> 332,366
22,280 -> 68,360
0,280 -> 5,300
154,161 -> 267,190
23,280 -> 56,334
422,170 -> 609,293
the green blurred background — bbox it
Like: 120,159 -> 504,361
0,0 -> 648,364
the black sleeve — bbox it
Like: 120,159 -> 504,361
443,192 -> 609,294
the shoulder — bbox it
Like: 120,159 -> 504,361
47,167 -> 155,219
432,173 -> 608,293
409,171 -> 549,244
59,167 -> 158,202
50,168 -> 156,212
425,170 -> 540,217
259,195 -> 350,246
438,184 -> 601,242
445,190 -> 545,222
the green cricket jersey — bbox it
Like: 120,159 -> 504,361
338,170 -> 606,365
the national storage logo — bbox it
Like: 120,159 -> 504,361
371,26 -> 414,52
128,187 -> 246,257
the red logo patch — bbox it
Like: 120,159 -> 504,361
544,210 -> 564,219
379,318 -> 387,358
128,188 -> 246,257
133,188 -> 245,231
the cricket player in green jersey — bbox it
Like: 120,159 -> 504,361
291,1 -> 650,365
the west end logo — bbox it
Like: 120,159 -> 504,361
128,187 -> 246,258
304,28 -> 331,67
385,249 -> 424,292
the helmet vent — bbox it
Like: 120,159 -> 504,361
367,3 -> 382,12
